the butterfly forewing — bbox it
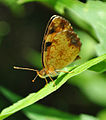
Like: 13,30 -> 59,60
42,15 -> 81,71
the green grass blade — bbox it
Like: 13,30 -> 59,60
0,54 -> 106,119
0,87 -> 79,120
0,87 -> 99,120
89,60 -> 106,72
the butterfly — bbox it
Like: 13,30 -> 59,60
14,15 -> 81,85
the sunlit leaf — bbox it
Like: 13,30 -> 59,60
0,54 -> 106,119
0,86 -> 98,120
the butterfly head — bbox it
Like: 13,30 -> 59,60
38,68 -> 47,78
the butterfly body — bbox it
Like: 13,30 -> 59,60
38,67 -> 58,78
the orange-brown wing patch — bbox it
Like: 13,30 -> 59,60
42,15 -> 73,68
44,30 -> 81,70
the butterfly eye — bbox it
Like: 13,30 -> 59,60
42,71 -> 46,76
39,69 -> 46,77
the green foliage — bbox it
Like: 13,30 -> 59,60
17,0 -> 106,56
0,0 -> 106,120
89,60 -> 106,72
0,0 -> 24,16
0,86 -> 98,120
0,54 -> 106,119
69,70 -> 106,106
97,109 -> 106,120
63,1 -> 106,56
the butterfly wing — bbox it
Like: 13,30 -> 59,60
42,15 -> 81,70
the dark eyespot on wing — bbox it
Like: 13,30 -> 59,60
46,42 -> 52,47
66,31 -> 81,47
60,22 -> 65,29
71,34 -> 81,47
48,28 -> 55,34
71,36 -> 78,44
45,42 -> 52,51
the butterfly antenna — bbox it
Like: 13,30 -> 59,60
14,66 -> 39,83
44,78 -> 48,85
13,66 -> 38,72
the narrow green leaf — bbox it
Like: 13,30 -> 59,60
89,60 -> 106,72
0,87 -> 98,120
0,54 -> 106,119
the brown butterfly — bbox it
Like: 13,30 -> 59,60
14,15 -> 81,85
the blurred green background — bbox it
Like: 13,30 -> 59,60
0,0 -> 106,120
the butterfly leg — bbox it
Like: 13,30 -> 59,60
44,77 -> 48,85
48,75 -> 56,87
